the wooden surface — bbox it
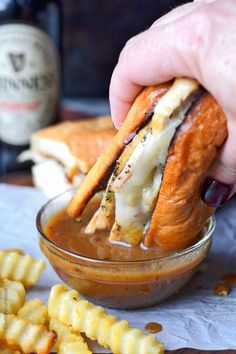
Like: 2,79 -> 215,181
0,171 -> 33,186
0,171 -> 235,354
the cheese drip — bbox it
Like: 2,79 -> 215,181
109,78 -> 200,245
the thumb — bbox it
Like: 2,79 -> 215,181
202,119 -> 236,207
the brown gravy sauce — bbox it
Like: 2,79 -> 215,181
43,198 -> 210,309
45,199 -> 172,262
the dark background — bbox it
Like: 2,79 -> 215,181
62,0 -> 187,98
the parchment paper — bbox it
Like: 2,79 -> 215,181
0,183 -> 235,351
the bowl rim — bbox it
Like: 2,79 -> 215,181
36,189 -> 215,265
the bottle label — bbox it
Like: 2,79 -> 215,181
0,23 -> 60,145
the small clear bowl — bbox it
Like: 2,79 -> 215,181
37,189 -> 214,309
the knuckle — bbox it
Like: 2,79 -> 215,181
117,38 -> 134,67
118,32 -> 147,70
175,4 -> 215,52
121,35 -> 139,55
123,32 -> 140,47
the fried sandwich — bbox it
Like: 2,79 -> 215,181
67,79 -> 227,250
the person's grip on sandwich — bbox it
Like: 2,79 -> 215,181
109,0 -> 236,208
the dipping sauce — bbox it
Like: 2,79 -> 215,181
39,191 -> 213,309
45,198 -> 172,262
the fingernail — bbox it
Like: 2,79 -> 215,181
201,177 -> 233,207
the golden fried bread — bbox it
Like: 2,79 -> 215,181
67,83 -> 171,217
67,79 -> 227,250
31,116 -> 116,175
145,92 -> 227,249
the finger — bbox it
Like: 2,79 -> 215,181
110,2 -> 204,128
110,15 -> 204,127
111,0 -> 236,128
207,116 -> 236,183
194,0 -> 217,3
151,2 -> 201,28
202,118 -> 236,207
109,69 -> 142,128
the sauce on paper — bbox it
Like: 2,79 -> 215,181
145,322 -> 163,334
214,283 -> 230,296
221,273 -> 236,285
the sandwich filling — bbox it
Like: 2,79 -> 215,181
86,79 -> 201,246
18,146 -> 85,198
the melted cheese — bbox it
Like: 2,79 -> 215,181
32,158 -> 84,198
152,78 -> 199,134
31,138 -> 78,170
109,78 -> 199,245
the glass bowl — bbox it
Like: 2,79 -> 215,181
37,189 -> 214,309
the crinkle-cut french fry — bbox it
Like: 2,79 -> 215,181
1,249 -> 25,256
0,341 -> 11,354
0,279 -> 25,315
0,251 -> 45,287
48,285 -> 164,354
0,341 -> 21,353
0,346 -> 12,353
0,314 -> 56,354
50,318 -> 92,354
17,299 -> 48,326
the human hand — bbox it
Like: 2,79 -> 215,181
109,0 -> 236,207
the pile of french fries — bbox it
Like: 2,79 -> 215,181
0,248 -> 164,354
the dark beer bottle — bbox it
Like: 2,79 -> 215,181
0,0 -> 61,175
